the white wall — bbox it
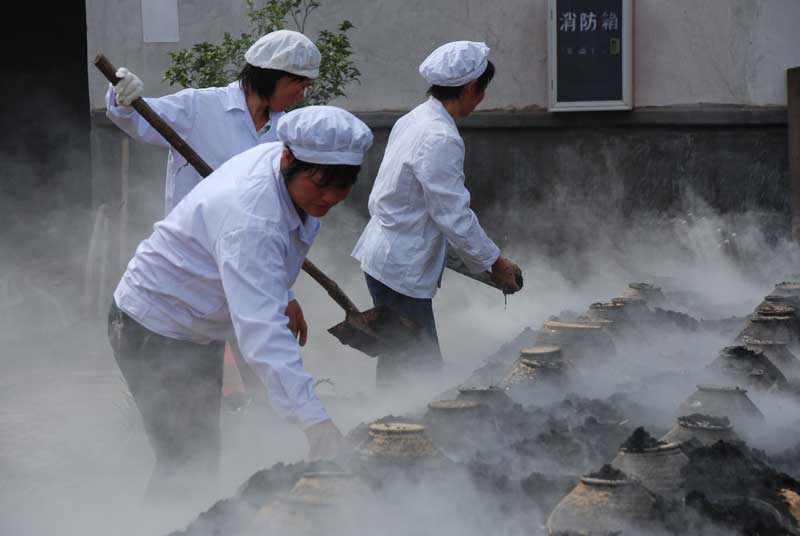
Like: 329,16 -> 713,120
86,0 -> 800,111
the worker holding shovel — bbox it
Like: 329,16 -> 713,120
352,41 -> 523,387
107,30 -> 321,411
108,106 -> 372,500
107,29 -> 320,214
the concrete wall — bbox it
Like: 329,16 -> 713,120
84,0 -> 796,298
86,0 -> 800,112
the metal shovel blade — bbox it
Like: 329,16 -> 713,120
327,305 -> 421,357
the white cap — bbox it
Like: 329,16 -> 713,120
277,106 -> 373,166
419,41 -> 490,87
244,30 -> 321,78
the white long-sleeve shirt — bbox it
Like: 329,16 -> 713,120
113,142 -> 327,428
106,81 -> 282,215
352,97 -> 500,299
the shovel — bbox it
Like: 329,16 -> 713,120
300,259 -> 420,356
93,53 -> 421,357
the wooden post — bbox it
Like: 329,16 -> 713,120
789,67 -> 800,240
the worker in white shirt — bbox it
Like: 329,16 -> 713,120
108,106 -> 373,500
352,41 -> 522,386
107,30 -> 320,215
108,30 -> 321,410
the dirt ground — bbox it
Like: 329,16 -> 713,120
0,211 -> 537,536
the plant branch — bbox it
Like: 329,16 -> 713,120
163,0 -> 359,107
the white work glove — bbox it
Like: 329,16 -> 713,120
113,67 -> 143,106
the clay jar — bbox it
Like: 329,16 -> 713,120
661,414 -> 740,446
361,422 -> 437,461
537,320 -> 616,361
546,476 -> 660,535
737,313 -> 800,348
250,471 -> 368,535
519,345 -> 564,363
753,294 -> 800,317
610,442 -> 689,500
503,354 -> 567,388
621,282 -> 667,307
586,301 -> 630,325
706,345 -> 788,391
352,422 -> 445,482
743,337 -> 800,377
456,385 -> 514,412
424,399 -> 491,458
504,350 -> 566,384
773,282 -> 800,303
678,385 -> 765,426
425,399 -> 487,426
611,296 -> 649,316
761,294 -> 798,307
756,303 -> 797,319
755,303 -> 800,335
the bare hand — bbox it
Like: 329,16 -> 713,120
285,299 -> 308,346
490,256 -> 523,294
304,419 -> 346,461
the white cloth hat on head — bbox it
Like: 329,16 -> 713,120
419,41 -> 490,87
245,30 -> 321,78
277,106 -> 373,166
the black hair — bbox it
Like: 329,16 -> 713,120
283,148 -> 361,189
239,63 -> 309,101
426,60 -> 495,102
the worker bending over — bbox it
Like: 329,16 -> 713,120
108,30 -> 322,409
108,106 -> 372,500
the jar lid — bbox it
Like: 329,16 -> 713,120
757,304 -> 795,316
697,384 -> 747,393
520,345 -> 562,356
677,414 -> 732,430
580,476 -> 634,486
612,296 -> 647,306
743,336 -> 789,346
775,282 -> 800,292
628,282 -> 661,291
428,399 -> 483,411
751,315 -> 792,323
520,358 -> 563,370
457,385 -> 507,394
543,320 -> 602,330
368,422 -> 426,435
619,441 -> 682,454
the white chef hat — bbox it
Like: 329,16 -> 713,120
277,106 -> 373,166
419,41 -> 490,87
245,30 -> 321,78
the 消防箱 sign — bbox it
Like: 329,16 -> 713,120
548,0 -> 633,111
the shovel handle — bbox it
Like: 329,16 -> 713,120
93,53 -> 215,178
444,249 -> 523,294
301,259 -> 361,316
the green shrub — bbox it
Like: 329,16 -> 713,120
163,0 -> 360,106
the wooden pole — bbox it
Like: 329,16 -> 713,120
789,67 -> 800,240
94,54 -> 214,178
119,137 -> 130,271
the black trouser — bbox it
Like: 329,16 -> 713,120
364,273 -> 443,387
108,301 -> 225,501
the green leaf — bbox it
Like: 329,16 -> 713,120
163,0 -> 360,105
